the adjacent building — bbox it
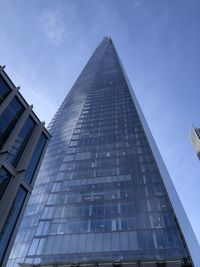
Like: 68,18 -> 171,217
8,37 -> 200,267
0,66 -> 51,267
191,126 -> 200,159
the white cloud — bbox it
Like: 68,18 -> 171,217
39,6 -> 73,46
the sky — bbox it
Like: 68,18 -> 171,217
0,0 -> 200,245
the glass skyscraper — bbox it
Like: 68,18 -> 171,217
8,37 -> 200,267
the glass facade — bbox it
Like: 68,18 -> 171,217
8,37 -> 190,266
0,186 -> 27,265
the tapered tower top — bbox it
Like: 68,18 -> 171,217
7,37 -> 200,267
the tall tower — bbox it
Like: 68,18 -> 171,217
8,37 -> 200,267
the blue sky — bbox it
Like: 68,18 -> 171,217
0,0 -> 200,245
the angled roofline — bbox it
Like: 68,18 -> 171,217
110,38 -> 200,267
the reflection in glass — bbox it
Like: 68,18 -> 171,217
0,97 -> 24,148
24,133 -> 47,184
0,186 -> 26,264
0,75 -> 11,104
0,167 -> 12,200
6,116 -> 35,167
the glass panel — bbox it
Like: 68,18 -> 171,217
128,231 -> 137,250
24,133 -> 47,184
112,232 -> 120,251
0,186 -> 27,264
120,231 -> 129,251
0,97 -> 25,148
52,236 -> 62,254
6,116 -> 36,167
27,238 -> 39,255
0,75 -> 11,104
43,236 -> 54,255
0,167 -> 12,200
77,234 -> 87,252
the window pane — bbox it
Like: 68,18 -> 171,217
0,97 -> 25,148
77,234 -> 87,252
6,116 -> 36,167
24,133 -> 47,184
0,75 -> 11,104
0,186 -> 27,263
0,167 -> 12,200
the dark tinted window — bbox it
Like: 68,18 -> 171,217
0,75 -> 11,104
6,116 -> 36,167
0,167 -> 12,200
0,186 -> 27,264
0,97 -> 25,148
24,133 -> 47,184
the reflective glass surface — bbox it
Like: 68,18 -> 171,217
0,186 -> 27,265
24,133 -> 47,184
8,38 -> 190,266
0,96 -> 25,148
6,116 -> 36,167
0,167 -> 12,200
0,75 -> 11,104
